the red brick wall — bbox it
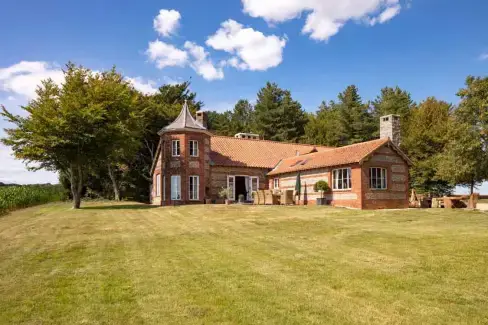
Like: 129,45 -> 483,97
361,145 -> 409,209
151,131 -> 210,205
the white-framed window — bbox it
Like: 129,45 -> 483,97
273,178 -> 279,189
189,140 -> 198,157
369,167 -> 387,189
172,140 -> 180,157
156,174 -> 161,197
171,175 -> 181,200
189,175 -> 199,200
332,168 -> 352,190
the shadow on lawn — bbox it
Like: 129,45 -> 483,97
82,204 -> 158,210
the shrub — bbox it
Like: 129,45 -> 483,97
313,181 -> 331,198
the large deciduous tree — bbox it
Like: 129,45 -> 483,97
1,64 -> 103,208
435,76 -> 488,193
401,97 -> 454,195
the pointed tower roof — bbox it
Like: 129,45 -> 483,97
159,100 -> 208,134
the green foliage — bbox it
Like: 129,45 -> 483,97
0,184 -> 65,215
313,180 -> 330,198
254,82 -> 307,142
207,100 -> 255,136
218,187 -> 230,199
304,101 -> 343,146
436,122 -> 488,193
435,76 -> 488,193
336,85 -> 375,145
371,86 -> 414,137
401,97 -> 454,195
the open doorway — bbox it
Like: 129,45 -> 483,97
235,176 -> 248,201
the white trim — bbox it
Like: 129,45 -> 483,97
369,167 -> 387,190
227,176 -> 235,201
189,175 -> 199,200
273,178 -> 279,189
163,176 -> 166,201
171,175 -> 181,200
156,174 -> 161,197
332,168 -> 352,190
172,140 -> 180,157
189,140 -> 199,157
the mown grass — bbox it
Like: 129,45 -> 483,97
0,184 -> 65,215
0,202 -> 487,324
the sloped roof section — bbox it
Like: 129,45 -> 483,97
210,136 -> 332,168
268,138 -> 410,176
159,101 -> 206,134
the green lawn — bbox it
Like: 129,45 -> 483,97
1,203 -> 487,324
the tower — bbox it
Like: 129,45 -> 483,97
154,101 -> 211,205
380,114 -> 401,147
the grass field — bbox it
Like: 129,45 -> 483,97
1,203 -> 487,324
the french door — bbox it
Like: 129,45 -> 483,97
248,177 -> 259,200
227,176 -> 235,200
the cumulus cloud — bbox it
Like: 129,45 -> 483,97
153,9 -> 181,37
0,61 -> 63,99
241,0 -> 404,41
184,41 -> 224,80
0,143 -> 59,185
206,19 -> 286,71
146,39 -> 188,69
126,77 -> 159,94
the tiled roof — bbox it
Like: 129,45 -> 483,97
159,101 -> 206,134
210,136 -> 332,168
268,138 -> 403,176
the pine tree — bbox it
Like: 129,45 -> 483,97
254,82 -> 307,142
371,86 -> 414,137
336,85 -> 375,145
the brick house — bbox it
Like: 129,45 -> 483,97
151,103 -> 411,209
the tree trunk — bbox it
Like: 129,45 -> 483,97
69,163 -> 83,209
470,180 -> 475,195
108,164 -> 120,201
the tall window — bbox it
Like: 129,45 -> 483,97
172,140 -> 180,157
171,175 -> 181,200
156,174 -> 161,197
273,178 -> 279,189
189,140 -> 198,157
189,175 -> 199,200
369,167 -> 387,189
332,168 -> 352,190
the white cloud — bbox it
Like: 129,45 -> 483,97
369,5 -> 401,25
241,0 -> 404,41
126,77 -> 159,94
206,20 -> 286,71
184,41 -> 224,81
153,9 -> 181,37
479,53 -> 488,61
0,143 -> 58,185
7,96 -> 15,101
146,39 -> 188,69
0,61 -> 63,99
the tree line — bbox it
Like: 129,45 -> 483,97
1,63 -> 487,208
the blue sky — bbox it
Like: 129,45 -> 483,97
0,0 -> 487,192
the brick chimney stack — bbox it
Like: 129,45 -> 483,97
196,111 -> 208,129
380,114 -> 401,147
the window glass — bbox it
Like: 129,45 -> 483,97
171,175 -> 181,200
189,140 -> 198,157
172,140 -> 180,156
189,176 -> 199,200
369,167 -> 387,189
332,168 -> 352,190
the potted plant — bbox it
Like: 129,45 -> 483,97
314,180 -> 330,206
218,187 -> 232,205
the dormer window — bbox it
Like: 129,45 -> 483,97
172,140 -> 180,157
